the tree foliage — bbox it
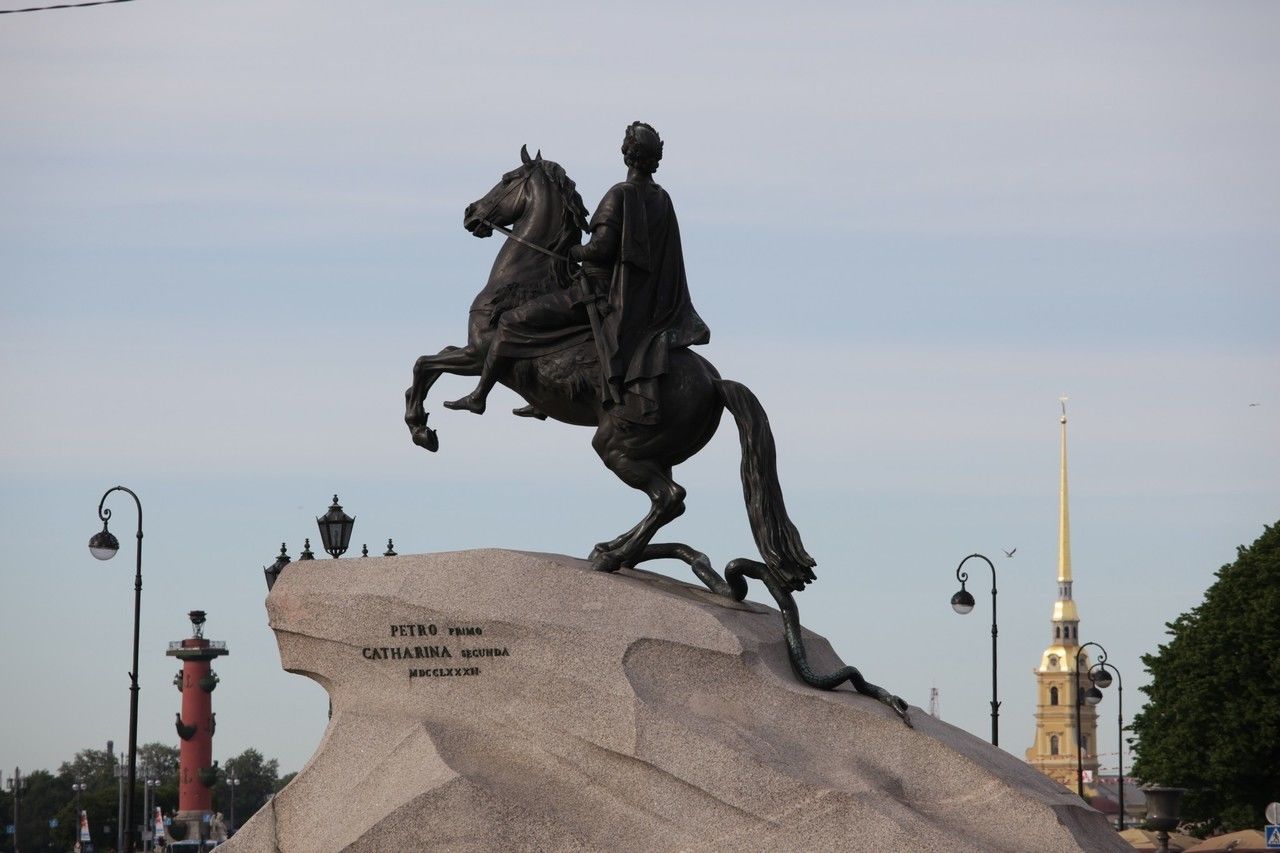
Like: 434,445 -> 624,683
138,742 -> 180,785
0,769 -> 65,852
215,748 -> 280,830
0,742 -> 289,851
58,747 -> 117,788
1130,520 -> 1280,833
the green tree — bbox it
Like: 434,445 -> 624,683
135,741 -> 181,838
56,748 -> 124,849
138,742 -> 180,786
58,747 -> 117,788
217,748 -> 279,829
1130,520 -> 1280,833
1,769 -> 67,852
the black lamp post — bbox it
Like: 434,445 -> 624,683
6,768 -> 23,853
1143,786 -> 1186,853
88,485 -> 144,852
72,779 -> 87,847
949,553 -> 1000,746
1074,641 -> 1106,800
1087,655 -> 1126,829
226,775 -> 240,834
72,779 -> 86,817
316,496 -> 355,559
143,777 -> 160,851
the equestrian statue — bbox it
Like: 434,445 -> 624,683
404,122 -> 909,724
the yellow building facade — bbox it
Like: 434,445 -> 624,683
1025,401 -> 1100,790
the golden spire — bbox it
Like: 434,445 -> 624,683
1058,396 -> 1071,584
1051,396 -> 1079,630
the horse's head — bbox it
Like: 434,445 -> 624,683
463,145 -> 587,246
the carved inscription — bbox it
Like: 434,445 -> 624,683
361,623 -> 510,680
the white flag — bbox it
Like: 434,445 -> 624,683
154,806 -> 165,839
1081,770 -> 1094,783
79,810 -> 91,842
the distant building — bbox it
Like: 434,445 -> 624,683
1092,774 -> 1146,828
1025,401 -> 1100,792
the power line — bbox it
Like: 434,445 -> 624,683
1,0 -> 136,15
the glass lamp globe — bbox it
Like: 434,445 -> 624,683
89,527 -> 120,560
950,588 -> 975,615
1090,668 -> 1113,689
1084,685 -> 1104,706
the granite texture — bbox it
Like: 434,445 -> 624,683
225,549 -> 1128,852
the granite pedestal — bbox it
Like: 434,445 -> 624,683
225,549 -> 1127,852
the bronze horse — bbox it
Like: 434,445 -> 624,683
404,147 -> 908,723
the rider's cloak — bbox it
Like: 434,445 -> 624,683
591,179 -> 710,424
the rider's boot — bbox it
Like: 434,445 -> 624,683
443,393 -> 486,415
512,404 -> 547,420
444,350 -> 501,414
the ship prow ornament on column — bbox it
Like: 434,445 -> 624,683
167,610 -> 230,844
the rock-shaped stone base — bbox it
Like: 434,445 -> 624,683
225,549 -> 1127,852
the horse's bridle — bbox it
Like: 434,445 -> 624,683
482,218 -> 572,263
475,164 -> 574,263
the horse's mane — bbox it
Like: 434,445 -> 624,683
536,159 -> 589,237
531,159 -> 589,290
485,158 -> 590,325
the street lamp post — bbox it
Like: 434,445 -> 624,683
72,780 -> 87,847
226,776 -> 241,833
1074,641 -> 1107,800
949,553 -> 1000,746
6,768 -> 23,853
113,754 -> 125,853
88,485 -> 145,852
1086,656 -> 1125,828
143,778 -> 160,851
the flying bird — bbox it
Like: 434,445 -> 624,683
1003,548 -> 1017,558
1249,402 -> 1260,407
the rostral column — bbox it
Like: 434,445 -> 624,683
167,610 -> 229,841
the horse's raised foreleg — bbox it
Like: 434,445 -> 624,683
405,345 -> 483,452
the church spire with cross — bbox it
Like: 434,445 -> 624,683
1026,398 -> 1099,791
1052,397 -> 1079,642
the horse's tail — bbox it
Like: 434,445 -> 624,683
716,379 -> 817,593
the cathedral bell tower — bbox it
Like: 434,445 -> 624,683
1025,399 -> 1099,791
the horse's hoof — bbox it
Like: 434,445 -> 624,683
411,427 -> 439,452
590,552 -> 624,573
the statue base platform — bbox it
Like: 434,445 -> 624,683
224,549 -> 1127,852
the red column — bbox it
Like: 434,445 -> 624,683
178,641 -> 215,813
167,611 -> 228,841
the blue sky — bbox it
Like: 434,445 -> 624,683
2,2 -> 1277,778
